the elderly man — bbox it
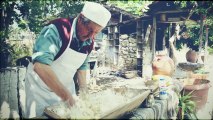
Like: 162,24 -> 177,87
24,2 -> 111,118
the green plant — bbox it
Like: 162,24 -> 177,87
108,1 -> 152,16
0,40 -> 14,68
174,1 -> 213,51
177,90 -> 198,119
10,43 -> 31,66
208,47 -> 213,54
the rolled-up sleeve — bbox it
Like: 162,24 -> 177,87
78,55 -> 90,70
32,24 -> 61,65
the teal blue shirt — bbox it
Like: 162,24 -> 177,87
32,18 -> 91,70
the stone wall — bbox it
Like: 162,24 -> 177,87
119,34 -> 137,70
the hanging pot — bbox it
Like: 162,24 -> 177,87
186,50 -> 198,63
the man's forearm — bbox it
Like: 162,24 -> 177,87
33,62 -> 73,101
76,70 -> 87,89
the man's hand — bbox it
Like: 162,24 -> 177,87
63,93 -> 76,107
78,86 -> 89,100
76,70 -> 88,95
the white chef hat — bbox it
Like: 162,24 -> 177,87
81,1 -> 111,28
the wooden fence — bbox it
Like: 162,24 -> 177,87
0,67 -> 26,119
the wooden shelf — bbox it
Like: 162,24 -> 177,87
136,20 -> 144,77
107,25 -> 120,66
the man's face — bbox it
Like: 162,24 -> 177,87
76,16 -> 103,41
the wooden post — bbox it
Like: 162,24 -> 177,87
144,25 -> 151,44
162,32 -> 166,50
152,16 -> 156,60
204,25 -> 209,64
168,23 -> 172,57
119,13 -> 123,23
141,20 -> 144,77
198,15 -> 204,53
142,24 -> 152,78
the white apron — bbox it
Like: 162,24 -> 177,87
25,18 -> 87,118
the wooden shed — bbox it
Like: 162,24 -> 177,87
135,1 -> 201,77
95,1 -> 202,77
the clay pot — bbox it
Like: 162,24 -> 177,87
184,79 -> 211,110
186,50 -> 198,63
152,55 -> 175,76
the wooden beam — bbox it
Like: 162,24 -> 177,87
155,10 -> 189,14
157,21 -> 184,24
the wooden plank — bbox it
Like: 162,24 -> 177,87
155,10 -> 189,14
43,107 -> 61,119
43,88 -> 150,119
0,67 -> 26,118
157,21 -> 184,23
101,90 -> 150,119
